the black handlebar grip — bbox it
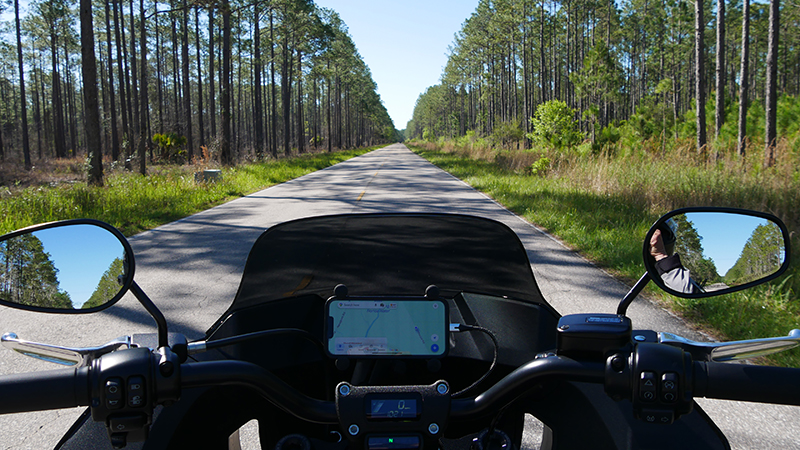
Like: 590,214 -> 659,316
0,366 -> 90,414
694,361 -> 800,406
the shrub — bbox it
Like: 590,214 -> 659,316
527,100 -> 583,150
530,157 -> 551,176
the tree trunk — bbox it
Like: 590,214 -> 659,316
695,0 -> 707,153
270,10 -> 278,158
208,8 -> 217,141
763,0 -> 779,167
156,12 -> 164,134
220,2 -> 232,165
129,0 -> 139,155
327,62 -> 332,152
737,0 -> 749,157
113,0 -> 130,150
196,8 -> 205,149
282,35 -> 291,155
105,0 -> 120,160
81,0 -> 103,185
253,4 -> 263,157
51,31 -> 67,158
182,0 -> 193,160
14,0 -> 31,170
33,61 -> 43,159
297,49 -> 304,154
714,0 -> 725,140
138,0 -> 148,175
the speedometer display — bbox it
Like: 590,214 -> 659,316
367,398 -> 420,420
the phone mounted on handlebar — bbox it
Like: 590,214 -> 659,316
324,287 -> 449,359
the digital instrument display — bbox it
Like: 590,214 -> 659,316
326,299 -> 447,357
367,398 -> 420,420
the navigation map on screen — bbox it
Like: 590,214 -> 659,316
327,300 -> 447,356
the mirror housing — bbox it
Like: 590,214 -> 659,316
644,207 -> 790,298
0,219 -> 134,313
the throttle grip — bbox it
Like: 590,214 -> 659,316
694,361 -> 800,406
0,366 -> 90,414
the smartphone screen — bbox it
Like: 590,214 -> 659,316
326,299 -> 448,357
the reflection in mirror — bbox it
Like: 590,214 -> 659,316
650,212 -> 786,295
0,224 -> 128,310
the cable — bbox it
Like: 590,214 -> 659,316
189,328 -> 326,357
449,323 -> 499,398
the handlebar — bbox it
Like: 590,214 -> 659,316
2,348 -> 800,425
451,356 -> 605,419
180,360 -> 337,424
694,361 -> 800,406
0,366 -> 90,414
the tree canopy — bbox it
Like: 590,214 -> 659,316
0,234 -> 73,309
725,222 -> 785,285
83,256 -> 124,309
672,214 -> 720,287
407,0 -> 800,148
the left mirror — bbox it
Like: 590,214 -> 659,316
0,220 -> 134,313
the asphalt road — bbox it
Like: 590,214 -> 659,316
1,143 -> 798,449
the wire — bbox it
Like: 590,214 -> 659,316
450,323 -> 499,398
194,328 -> 326,357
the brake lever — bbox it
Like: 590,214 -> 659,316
1,332 -> 131,367
658,329 -> 800,362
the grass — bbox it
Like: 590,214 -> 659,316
0,146 -> 379,236
409,139 -> 800,367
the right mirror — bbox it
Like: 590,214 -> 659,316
644,208 -> 790,298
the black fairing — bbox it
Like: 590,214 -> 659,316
219,213 -> 553,313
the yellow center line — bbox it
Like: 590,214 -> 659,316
357,167 -> 383,202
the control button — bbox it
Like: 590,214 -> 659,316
661,372 -> 678,403
109,414 -> 148,432
105,378 -> 123,410
641,409 -> 675,425
639,371 -> 657,402
127,376 -> 146,408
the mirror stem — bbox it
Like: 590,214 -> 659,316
617,273 -> 650,316
130,281 -> 169,348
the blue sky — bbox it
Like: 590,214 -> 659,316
313,0 -> 479,130
686,213 -> 772,275
34,225 -> 126,308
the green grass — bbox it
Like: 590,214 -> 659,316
413,148 -> 654,283
410,143 -> 800,367
0,147 -> 379,236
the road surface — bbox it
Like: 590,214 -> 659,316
0,144 -> 798,449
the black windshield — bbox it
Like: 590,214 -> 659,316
229,213 -> 548,312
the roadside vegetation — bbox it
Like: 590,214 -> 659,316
408,99 -> 800,367
0,146 -> 377,237
404,0 -> 800,367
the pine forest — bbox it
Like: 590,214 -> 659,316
0,0 -> 396,185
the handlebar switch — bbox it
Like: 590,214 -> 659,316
105,378 -> 124,410
661,372 -> 678,403
90,347 -> 156,445
638,372 -> 657,402
629,343 -> 693,424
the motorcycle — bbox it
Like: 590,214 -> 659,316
0,207 -> 796,450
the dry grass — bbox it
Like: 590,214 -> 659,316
414,135 -> 800,236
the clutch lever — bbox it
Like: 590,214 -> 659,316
1,332 -> 131,366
